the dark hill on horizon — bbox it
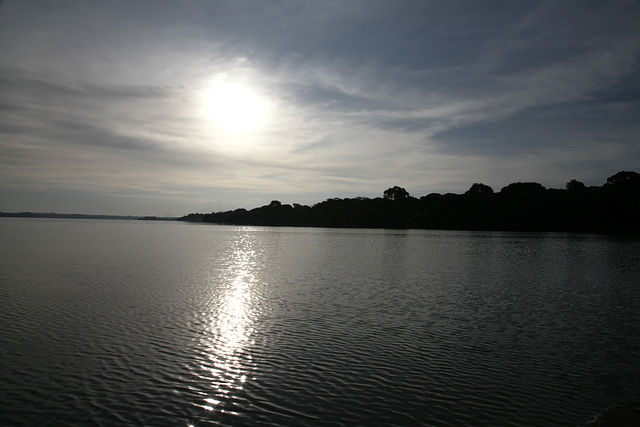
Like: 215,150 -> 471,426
183,171 -> 640,234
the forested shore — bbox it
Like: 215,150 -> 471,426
180,171 -> 640,233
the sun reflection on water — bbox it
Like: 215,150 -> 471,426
196,231 -> 261,414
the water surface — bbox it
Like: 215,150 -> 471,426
1,219 -> 639,426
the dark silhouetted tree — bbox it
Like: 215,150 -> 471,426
603,171 -> 640,231
566,179 -> 586,191
383,186 -> 409,201
499,182 -> 546,196
465,183 -> 494,197
497,182 -> 548,231
606,171 -> 640,186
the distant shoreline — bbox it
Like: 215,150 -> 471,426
0,212 -> 178,221
180,171 -> 640,235
5,171 -> 639,234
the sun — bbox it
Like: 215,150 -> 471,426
203,82 -> 268,133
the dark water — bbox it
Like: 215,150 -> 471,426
1,218 -> 639,426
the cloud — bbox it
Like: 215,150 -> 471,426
0,0 -> 639,215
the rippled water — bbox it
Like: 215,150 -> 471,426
1,218 -> 639,426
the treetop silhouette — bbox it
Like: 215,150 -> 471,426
180,171 -> 639,234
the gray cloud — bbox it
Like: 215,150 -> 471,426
0,0 -> 639,215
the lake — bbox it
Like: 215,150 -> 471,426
1,218 -> 639,426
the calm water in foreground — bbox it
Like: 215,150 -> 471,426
1,218 -> 639,426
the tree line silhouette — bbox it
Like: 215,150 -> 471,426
180,171 -> 640,233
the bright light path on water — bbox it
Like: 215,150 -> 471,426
197,230 -> 260,414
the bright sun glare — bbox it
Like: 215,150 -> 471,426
203,82 -> 268,133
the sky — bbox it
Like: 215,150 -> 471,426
1,0 -> 639,216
